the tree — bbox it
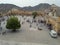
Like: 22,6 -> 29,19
32,12 -> 37,19
6,16 -> 21,32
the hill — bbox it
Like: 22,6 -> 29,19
0,3 -> 51,15
0,4 -> 21,14
22,3 -> 51,11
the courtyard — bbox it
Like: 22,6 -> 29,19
0,15 -> 60,45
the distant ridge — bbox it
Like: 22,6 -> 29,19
22,3 -> 51,11
0,3 -> 52,14
0,4 -> 21,13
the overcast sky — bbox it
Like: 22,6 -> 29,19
0,0 -> 60,7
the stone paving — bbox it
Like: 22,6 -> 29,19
0,15 -> 60,45
0,40 -> 48,45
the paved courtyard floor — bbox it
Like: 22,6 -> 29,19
0,16 -> 60,45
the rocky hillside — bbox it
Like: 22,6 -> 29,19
0,3 -> 51,15
22,3 -> 51,11
0,4 -> 21,14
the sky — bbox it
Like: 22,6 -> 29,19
0,0 -> 60,7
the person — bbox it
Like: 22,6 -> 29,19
0,27 -> 2,30
44,21 -> 46,25
2,31 -> 6,35
0,27 -> 2,34
4,22 -> 5,24
38,20 -> 40,23
30,24 -> 32,27
22,22 -> 24,24
40,20 -> 43,23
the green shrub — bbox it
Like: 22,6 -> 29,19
32,12 -> 37,19
6,16 -> 21,32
